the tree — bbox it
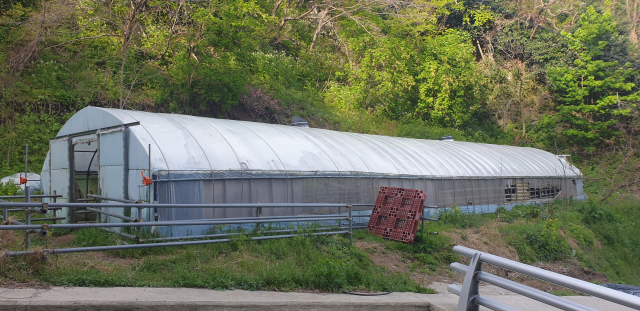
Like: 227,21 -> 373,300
416,31 -> 484,128
78,0 -> 186,108
545,6 -> 640,149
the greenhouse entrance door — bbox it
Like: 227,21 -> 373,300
70,133 -> 99,222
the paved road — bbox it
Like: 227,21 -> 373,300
0,286 -> 634,310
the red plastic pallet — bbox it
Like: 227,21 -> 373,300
367,186 -> 426,244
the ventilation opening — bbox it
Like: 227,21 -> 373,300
505,179 -> 561,202
291,116 -> 309,128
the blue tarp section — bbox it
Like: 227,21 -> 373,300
606,284 -> 640,297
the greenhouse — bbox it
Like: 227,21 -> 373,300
40,107 -> 584,233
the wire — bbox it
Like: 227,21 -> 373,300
476,0 -> 640,69
345,291 -> 393,296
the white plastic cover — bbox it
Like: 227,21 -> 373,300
0,172 -> 40,192
54,107 -> 582,178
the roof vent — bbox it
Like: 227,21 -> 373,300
291,116 -> 309,128
438,135 -> 454,141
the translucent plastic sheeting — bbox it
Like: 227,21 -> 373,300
55,107 -> 582,179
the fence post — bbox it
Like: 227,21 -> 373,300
255,206 -> 263,232
457,252 -> 482,311
53,191 -> 57,224
24,185 -> 31,250
421,207 -> 426,233
348,204 -> 353,246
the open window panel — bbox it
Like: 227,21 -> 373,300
504,179 -> 562,202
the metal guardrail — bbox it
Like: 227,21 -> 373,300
449,245 -> 640,311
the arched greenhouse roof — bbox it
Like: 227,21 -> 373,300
55,107 -> 581,178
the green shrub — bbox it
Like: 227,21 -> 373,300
577,202 -> 615,225
0,182 -> 21,196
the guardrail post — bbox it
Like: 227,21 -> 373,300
2,205 -> 6,223
348,204 -> 353,245
458,252 -> 482,311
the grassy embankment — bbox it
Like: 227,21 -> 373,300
2,185 -> 639,292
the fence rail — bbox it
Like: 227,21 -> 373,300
449,245 -> 640,311
0,200 -> 357,257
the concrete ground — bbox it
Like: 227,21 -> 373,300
0,286 -> 635,311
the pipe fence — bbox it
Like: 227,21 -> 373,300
0,201 -> 355,257
448,245 -> 640,311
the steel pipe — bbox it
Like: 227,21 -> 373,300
0,202 -> 350,209
7,207 -> 63,212
0,195 -> 62,199
447,284 -> 519,311
87,194 -> 142,204
0,216 -> 348,231
15,218 -> 66,222
99,227 -> 137,240
138,225 -> 368,243
453,245 -> 640,310
4,231 -> 349,257
8,219 -> 42,233
85,208 -> 140,222
348,204 -> 353,245
174,214 -> 353,222
450,262 -> 597,311
350,203 -> 440,208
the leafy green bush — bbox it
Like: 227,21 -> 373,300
0,182 -> 21,196
577,201 -> 615,225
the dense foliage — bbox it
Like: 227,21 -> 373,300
1,0 -> 639,186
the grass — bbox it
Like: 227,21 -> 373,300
2,191 -> 639,291
0,227 -> 436,293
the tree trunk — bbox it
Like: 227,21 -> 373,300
309,10 -> 328,51
119,49 -> 128,109
272,0 -> 284,17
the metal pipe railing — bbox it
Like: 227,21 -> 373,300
4,231 -> 349,257
0,216 -> 348,231
451,245 -> 640,310
99,227 -> 138,240
1,201 -> 357,254
447,284 -> 518,311
138,226 -> 367,243
450,263 -> 598,311
0,202 -> 350,209
172,214 -> 352,222
7,207 -> 63,212
87,194 -> 142,204
85,208 -> 141,222
15,218 -> 66,222
0,195 -> 63,200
